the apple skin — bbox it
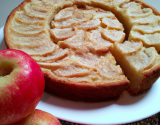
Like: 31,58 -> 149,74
0,49 -> 45,124
10,109 -> 61,125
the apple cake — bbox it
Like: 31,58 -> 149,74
4,0 -> 160,101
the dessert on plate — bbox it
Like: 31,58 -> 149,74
4,0 -> 160,102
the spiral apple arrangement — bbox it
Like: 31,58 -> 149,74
0,49 -> 61,125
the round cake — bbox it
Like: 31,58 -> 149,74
4,0 -> 160,102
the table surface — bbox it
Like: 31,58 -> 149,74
0,0 -> 160,125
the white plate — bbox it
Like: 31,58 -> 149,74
1,4 -> 160,123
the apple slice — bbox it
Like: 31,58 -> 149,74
0,49 -> 45,124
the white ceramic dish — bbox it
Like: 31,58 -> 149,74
0,26 -> 160,125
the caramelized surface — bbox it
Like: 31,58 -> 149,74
4,0 -> 160,98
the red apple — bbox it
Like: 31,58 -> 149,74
10,109 -> 61,125
0,49 -> 45,124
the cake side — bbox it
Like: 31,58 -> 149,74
111,41 -> 160,95
43,68 -> 129,102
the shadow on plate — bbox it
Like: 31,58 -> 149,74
41,91 -> 116,110
0,38 -> 7,50
40,88 -> 149,110
0,26 -> 7,50
115,90 -> 149,105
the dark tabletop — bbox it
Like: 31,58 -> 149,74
59,112 -> 160,125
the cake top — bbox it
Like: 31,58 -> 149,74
4,0 -> 160,85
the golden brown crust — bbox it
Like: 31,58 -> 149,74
141,64 -> 160,91
133,0 -> 160,15
43,69 -> 129,102
128,64 -> 160,95
4,0 -> 30,49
